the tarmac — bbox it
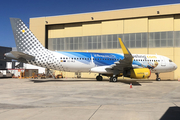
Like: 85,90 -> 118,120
0,78 -> 180,120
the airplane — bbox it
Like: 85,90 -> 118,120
5,18 -> 177,82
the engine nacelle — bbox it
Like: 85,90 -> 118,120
123,68 -> 151,79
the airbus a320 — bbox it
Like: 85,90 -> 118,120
5,18 -> 177,82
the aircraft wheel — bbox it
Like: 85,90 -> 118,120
110,77 -> 117,82
112,77 -> 117,82
156,78 -> 161,81
109,77 -> 113,82
96,76 -> 103,81
99,76 -> 103,81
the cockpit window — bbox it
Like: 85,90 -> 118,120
169,59 -> 173,62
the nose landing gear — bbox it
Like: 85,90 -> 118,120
155,73 -> 161,81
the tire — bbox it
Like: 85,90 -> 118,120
99,76 -> 103,81
96,76 -> 99,81
96,76 -> 98,81
96,76 -> 103,81
100,76 -> 103,81
156,78 -> 161,81
112,77 -> 117,82
109,77 -> 113,82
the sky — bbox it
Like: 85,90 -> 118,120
0,0 -> 180,48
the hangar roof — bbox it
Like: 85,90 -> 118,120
30,3 -> 180,25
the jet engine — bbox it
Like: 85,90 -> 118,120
123,68 -> 151,79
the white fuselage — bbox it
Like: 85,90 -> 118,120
31,51 -> 177,74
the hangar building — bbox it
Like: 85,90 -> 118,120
0,46 -> 12,70
29,4 -> 180,80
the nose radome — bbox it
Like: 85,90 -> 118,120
174,63 -> 177,70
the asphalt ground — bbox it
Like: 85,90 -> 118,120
0,78 -> 180,120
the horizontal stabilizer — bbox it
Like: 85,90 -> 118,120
10,51 -> 35,60
5,51 -> 35,63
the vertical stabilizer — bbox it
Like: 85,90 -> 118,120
10,18 -> 45,54
9,18 -> 61,70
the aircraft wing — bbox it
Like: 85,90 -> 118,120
5,51 -> 35,63
106,38 -> 134,73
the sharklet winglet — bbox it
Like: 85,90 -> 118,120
118,38 -> 132,55
118,38 -> 133,62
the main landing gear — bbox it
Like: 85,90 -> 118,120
96,74 -> 118,82
96,74 -> 103,81
109,75 -> 117,82
155,73 -> 161,81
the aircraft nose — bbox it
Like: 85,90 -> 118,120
174,63 -> 177,70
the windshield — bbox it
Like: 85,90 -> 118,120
169,59 -> 173,62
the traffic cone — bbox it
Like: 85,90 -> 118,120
130,83 -> 132,88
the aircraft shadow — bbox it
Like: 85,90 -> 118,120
29,78 -> 156,86
30,79 -> 95,83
